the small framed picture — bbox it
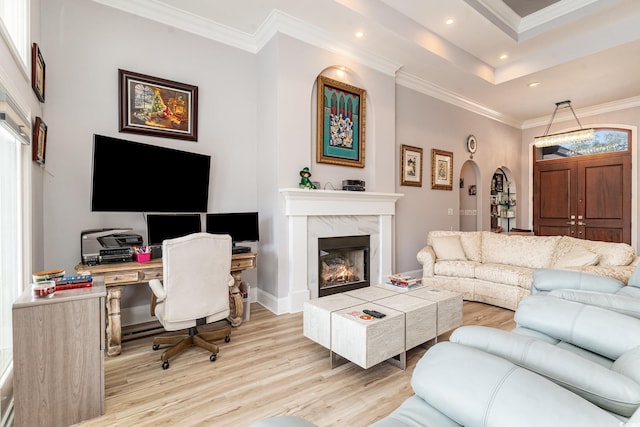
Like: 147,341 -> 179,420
431,148 -> 453,191
31,43 -> 46,102
32,117 -> 47,165
468,184 -> 477,195
400,145 -> 423,187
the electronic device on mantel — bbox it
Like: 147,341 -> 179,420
342,179 -> 365,191
81,228 -> 143,265
206,212 -> 259,254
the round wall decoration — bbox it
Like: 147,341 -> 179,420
467,135 -> 477,154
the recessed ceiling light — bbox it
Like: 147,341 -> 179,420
445,18 -> 454,25
355,31 -> 364,38
499,54 -> 508,60
528,82 -> 540,87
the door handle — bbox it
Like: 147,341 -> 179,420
578,221 -> 587,226
566,221 -> 575,225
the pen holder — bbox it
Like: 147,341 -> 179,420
135,252 -> 151,263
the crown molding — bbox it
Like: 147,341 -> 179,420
519,0 -> 600,33
522,95 -> 640,129
396,70 -> 522,129
91,0 -> 258,52
254,10 -> 401,76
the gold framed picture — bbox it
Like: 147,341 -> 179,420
431,148 -> 453,190
316,75 -> 366,168
400,145 -> 423,187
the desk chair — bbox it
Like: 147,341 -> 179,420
148,232 -> 234,369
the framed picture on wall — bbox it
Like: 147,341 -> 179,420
32,116 -> 47,165
400,144 -> 423,187
31,43 -> 46,102
431,148 -> 453,190
119,69 -> 198,141
316,75 -> 366,168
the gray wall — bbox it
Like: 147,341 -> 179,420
394,85 -> 522,273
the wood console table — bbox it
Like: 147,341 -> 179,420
75,252 -> 256,356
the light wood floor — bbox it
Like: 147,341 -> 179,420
75,301 -> 515,427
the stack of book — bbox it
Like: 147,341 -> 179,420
54,274 -> 93,291
385,274 -> 422,291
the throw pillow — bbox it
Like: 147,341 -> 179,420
553,245 -> 600,268
431,235 -> 467,261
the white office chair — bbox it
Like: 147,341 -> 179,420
148,232 -> 234,369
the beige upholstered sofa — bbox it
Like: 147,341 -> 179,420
417,231 -> 638,310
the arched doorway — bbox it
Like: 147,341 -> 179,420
490,167 -> 517,232
460,160 -> 480,231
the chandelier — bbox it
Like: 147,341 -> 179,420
534,100 -> 594,147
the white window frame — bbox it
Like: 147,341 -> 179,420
0,0 -> 30,75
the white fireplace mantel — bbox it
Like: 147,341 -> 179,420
279,188 -> 403,312
280,188 -> 403,216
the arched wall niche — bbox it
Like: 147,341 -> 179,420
308,66 -> 373,190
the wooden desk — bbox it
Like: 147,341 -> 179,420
75,252 -> 256,356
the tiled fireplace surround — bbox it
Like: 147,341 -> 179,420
280,188 -> 403,312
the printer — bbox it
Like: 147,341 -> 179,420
81,228 -> 144,265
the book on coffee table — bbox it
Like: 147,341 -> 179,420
385,275 -> 423,292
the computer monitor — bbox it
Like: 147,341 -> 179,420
146,214 -> 202,246
205,212 -> 259,252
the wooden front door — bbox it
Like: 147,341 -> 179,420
534,153 -> 631,244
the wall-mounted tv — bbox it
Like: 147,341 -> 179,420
146,214 -> 202,245
206,212 -> 259,245
91,134 -> 211,212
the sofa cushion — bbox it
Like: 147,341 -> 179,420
434,260 -> 477,278
474,263 -> 533,289
549,289 -> 640,319
482,232 -> 560,268
532,268 -> 624,294
451,326 -> 640,417
411,342 -> 621,427
427,231 -> 482,262
431,235 -> 467,261
515,295 -> 640,360
571,265 -> 635,284
553,236 -> 635,267
553,245 -> 599,268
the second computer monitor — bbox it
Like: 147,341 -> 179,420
205,212 -> 259,244
146,214 -> 202,246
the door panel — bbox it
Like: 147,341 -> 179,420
534,162 -> 576,238
578,156 -> 630,243
534,153 -> 631,244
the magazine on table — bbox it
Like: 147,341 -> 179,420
385,274 -> 423,291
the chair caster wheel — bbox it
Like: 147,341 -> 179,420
152,344 -> 160,350
162,361 -> 169,370
225,335 -> 231,343
210,354 -> 217,362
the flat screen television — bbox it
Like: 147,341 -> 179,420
147,214 -> 202,245
206,212 -> 259,249
91,134 -> 211,212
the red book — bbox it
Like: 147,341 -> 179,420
55,281 -> 93,291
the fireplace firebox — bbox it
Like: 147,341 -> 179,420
318,235 -> 370,297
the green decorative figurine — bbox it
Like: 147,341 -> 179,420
299,167 -> 316,189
